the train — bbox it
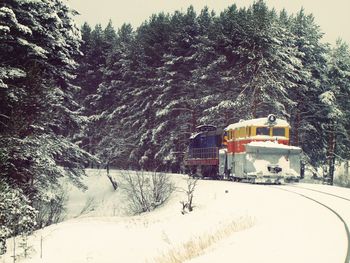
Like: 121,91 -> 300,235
184,115 -> 302,184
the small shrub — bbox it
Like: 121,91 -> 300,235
119,170 -> 175,214
18,235 -> 34,259
33,185 -> 67,228
77,196 -> 96,216
0,180 -> 37,255
180,177 -> 198,214
334,173 -> 350,188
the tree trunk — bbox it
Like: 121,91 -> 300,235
294,110 -> 300,146
251,94 -> 257,118
327,122 -> 336,185
191,108 -> 197,132
106,162 -> 118,190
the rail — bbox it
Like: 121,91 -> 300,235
272,185 -> 350,263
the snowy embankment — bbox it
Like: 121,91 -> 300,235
1,169 -> 253,263
1,169 -> 348,263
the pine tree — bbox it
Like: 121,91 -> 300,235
200,4 -> 244,125
75,21 -> 120,160
0,0 -> 93,234
204,1 -> 304,125
287,9 -> 329,167
234,1 -> 300,118
89,23 -> 136,169
124,13 -> 175,170
320,39 -> 350,183
0,180 -> 37,255
147,7 -> 203,171
193,7 -> 228,126
74,22 -> 93,102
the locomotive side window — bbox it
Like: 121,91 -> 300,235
256,127 -> 270,135
272,127 -> 285,137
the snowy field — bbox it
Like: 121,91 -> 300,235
1,169 -> 349,263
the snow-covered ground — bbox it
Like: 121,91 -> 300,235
1,169 -> 349,263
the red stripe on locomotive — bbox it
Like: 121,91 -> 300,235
227,139 -> 289,153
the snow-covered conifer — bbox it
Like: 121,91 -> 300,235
0,180 -> 37,255
0,0 -> 93,233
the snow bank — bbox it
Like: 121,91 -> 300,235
62,169 -> 129,219
1,170 -> 252,263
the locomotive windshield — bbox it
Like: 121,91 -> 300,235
256,127 -> 270,135
189,132 -> 222,148
272,127 -> 285,137
256,127 -> 286,136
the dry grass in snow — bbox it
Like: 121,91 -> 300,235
154,215 -> 255,263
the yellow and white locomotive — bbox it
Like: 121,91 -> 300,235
185,115 -> 302,183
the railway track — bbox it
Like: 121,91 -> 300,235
272,184 -> 350,263
288,184 -> 350,202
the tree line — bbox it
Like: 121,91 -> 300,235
75,1 -> 350,176
0,0 -> 350,253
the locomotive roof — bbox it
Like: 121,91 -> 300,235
190,128 -> 223,139
225,117 -> 289,130
196,125 -> 217,131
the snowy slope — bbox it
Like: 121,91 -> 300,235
1,169 -> 348,263
62,169 -> 130,219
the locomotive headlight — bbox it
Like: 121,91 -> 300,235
267,114 -> 277,124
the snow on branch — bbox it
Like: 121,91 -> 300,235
319,90 -> 336,106
0,7 -> 32,35
17,38 -> 48,59
0,67 -> 26,80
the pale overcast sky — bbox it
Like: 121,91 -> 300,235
65,0 -> 350,46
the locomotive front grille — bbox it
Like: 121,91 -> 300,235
188,147 -> 219,159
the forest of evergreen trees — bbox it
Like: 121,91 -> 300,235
74,1 -> 350,174
0,0 -> 350,253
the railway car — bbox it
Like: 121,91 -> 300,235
184,125 -> 223,179
184,115 -> 302,183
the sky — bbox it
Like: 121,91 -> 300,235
65,0 -> 350,46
